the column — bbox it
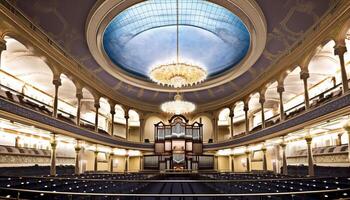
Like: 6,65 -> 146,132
244,103 -> 249,135
229,109 -> 234,138
109,152 -> 114,172
300,70 -> 310,109
231,155 -> 235,172
277,84 -> 285,121
124,155 -> 129,173
245,149 -> 250,172
280,143 -> 288,175
259,95 -> 266,129
74,146 -> 81,175
334,43 -> 348,93
52,78 -> 61,118
110,106 -> 115,135
343,121 -> 350,162
15,136 -> 19,147
212,116 -> 218,142
305,136 -> 314,176
94,150 -> 98,172
140,155 -> 144,172
94,100 -> 100,132
228,155 -> 232,172
139,117 -> 145,142
76,92 -> 83,126
0,39 -> 6,67
337,133 -> 343,146
50,135 -> 57,176
214,155 -> 218,171
262,145 -> 267,172
125,114 -> 129,140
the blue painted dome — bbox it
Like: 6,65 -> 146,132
103,0 -> 250,79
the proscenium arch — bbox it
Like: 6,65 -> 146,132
86,0 -> 267,92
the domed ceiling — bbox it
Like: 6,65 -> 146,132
102,0 -> 250,79
11,0 -> 333,110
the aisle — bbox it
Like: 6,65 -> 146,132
133,174 -> 218,200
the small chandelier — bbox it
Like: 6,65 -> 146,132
161,93 -> 195,115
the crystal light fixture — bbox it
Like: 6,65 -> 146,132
160,93 -> 195,114
150,0 -> 202,114
148,0 -> 207,88
149,62 -> 206,88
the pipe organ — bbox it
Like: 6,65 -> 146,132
154,115 -> 203,171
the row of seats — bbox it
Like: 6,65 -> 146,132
0,165 -> 74,176
203,172 -> 292,180
285,165 -> 350,177
0,144 -> 74,158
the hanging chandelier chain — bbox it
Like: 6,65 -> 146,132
176,0 -> 179,63
148,0 -> 208,114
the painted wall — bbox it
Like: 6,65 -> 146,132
112,156 -> 126,172
218,126 -> 230,141
233,121 -> 245,134
113,123 -> 126,138
192,115 -> 213,143
129,126 -> 140,142
217,156 -> 230,172
144,115 -> 164,142
129,156 -> 141,172
233,154 -> 247,172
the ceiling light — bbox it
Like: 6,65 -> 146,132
160,93 -> 195,114
149,62 -> 206,88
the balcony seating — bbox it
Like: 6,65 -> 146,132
250,125 -> 262,133
0,86 -> 114,137
288,144 -> 348,159
285,165 -> 350,177
232,132 -> 245,139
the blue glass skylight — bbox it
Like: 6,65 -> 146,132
103,0 -> 250,79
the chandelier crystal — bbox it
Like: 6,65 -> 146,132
161,94 -> 196,114
149,62 -> 207,88
150,0 -> 201,114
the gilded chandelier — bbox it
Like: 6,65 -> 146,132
149,0 -> 205,114
149,62 -> 206,88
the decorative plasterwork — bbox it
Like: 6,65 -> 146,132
86,0 -> 267,92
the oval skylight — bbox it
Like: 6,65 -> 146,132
103,0 -> 250,79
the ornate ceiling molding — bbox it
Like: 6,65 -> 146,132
86,0 -> 267,92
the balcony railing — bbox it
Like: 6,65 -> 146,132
208,87 -> 350,149
0,83 -> 120,138
0,91 -> 153,150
